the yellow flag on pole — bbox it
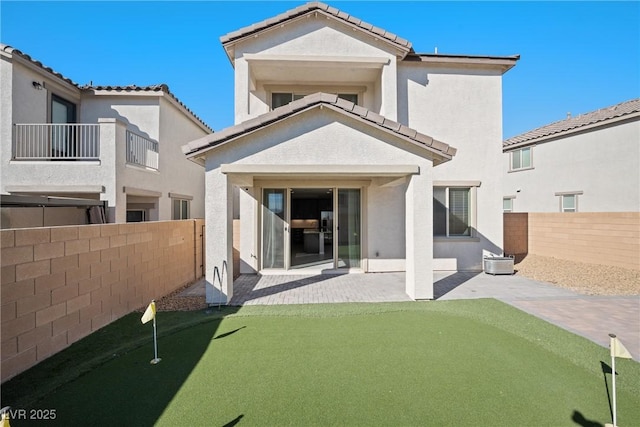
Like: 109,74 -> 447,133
610,335 -> 632,359
141,301 -> 156,324
1,412 -> 10,427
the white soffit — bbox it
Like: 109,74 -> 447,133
220,164 -> 419,176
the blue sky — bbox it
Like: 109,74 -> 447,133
1,1 -> 638,138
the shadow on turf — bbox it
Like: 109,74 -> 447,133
0,308 -> 244,426
600,361 -> 617,424
215,326 -> 246,339
223,414 -> 244,426
571,410 -> 604,427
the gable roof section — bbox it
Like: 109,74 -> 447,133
1,44 -> 212,132
182,92 -> 456,165
504,98 -> 640,149
220,2 -> 412,64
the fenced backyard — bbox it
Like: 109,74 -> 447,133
504,212 -> 640,271
1,219 -> 204,382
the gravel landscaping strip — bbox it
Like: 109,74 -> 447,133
514,254 -> 640,296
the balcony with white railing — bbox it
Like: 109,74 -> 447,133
126,130 -> 159,170
13,124 -> 101,160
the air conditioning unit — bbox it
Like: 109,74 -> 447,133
483,256 -> 514,275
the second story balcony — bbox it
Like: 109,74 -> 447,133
12,123 -> 159,170
126,130 -> 158,170
13,123 -> 100,160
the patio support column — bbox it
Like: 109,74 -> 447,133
206,168 -> 234,304
405,168 -> 433,299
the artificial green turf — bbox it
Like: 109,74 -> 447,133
3,300 -> 639,426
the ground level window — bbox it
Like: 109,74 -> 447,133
555,191 -> 582,212
172,199 -> 190,220
503,197 -> 514,212
434,187 -> 472,237
126,210 -> 146,222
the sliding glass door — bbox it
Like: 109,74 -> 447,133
337,188 -> 361,269
261,187 -> 361,270
262,189 -> 287,269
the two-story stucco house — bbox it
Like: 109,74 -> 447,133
503,98 -> 640,213
183,2 -> 519,303
1,44 -> 211,228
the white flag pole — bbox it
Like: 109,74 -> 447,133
151,307 -> 161,365
609,333 -> 618,427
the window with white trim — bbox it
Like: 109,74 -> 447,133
172,199 -> 190,220
555,191 -> 582,212
561,195 -> 575,212
511,147 -> 532,170
271,92 -> 358,109
434,186 -> 474,237
503,197 -> 514,212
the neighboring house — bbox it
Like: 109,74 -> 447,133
183,2 -> 518,302
503,98 -> 640,213
0,44 -> 211,228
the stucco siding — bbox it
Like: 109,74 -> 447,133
504,119 -> 640,213
157,97 -> 208,219
398,63 -> 505,270
237,18 -> 397,58
233,18 -> 397,123
209,109 -> 436,168
205,108 -> 435,280
367,183 -> 406,271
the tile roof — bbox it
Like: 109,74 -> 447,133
2,44 -> 212,132
220,1 -> 412,56
183,92 -> 456,164
81,84 -> 213,132
1,44 -> 79,87
504,98 -> 640,148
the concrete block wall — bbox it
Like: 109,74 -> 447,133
1,219 -> 205,382
504,212 -> 640,270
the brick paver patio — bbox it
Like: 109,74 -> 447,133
182,272 -> 640,360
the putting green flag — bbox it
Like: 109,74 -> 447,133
141,301 -> 156,324
610,335 -> 632,359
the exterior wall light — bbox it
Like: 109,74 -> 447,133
32,81 -> 43,90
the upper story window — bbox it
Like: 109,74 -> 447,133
271,92 -> 358,110
510,147 -> 532,171
51,94 -> 77,124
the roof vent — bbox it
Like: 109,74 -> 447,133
566,112 -> 571,119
